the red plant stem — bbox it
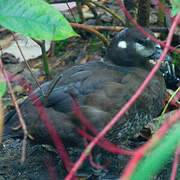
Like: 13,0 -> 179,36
65,54 -> 163,180
30,94 -> 74,172
121,108 -> 180,180
117,0 -> 180,54
78,129 -> 134,155
170,142 -> 180,180
65,6 -> 180,180
70,92 -> 98,135
89,153 -> 110,169
120,12 -> 180,180
81,128 -> 108,169
45,158 -> 57,180
71,93 -> 133,155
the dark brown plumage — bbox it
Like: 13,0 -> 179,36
3,27 -> 166,148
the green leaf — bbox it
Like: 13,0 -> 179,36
131,121 -> 180,180
170,0 -> 180,16
0,0 -> 78,40
0,74 -> 6,98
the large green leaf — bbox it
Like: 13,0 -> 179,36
0,0 -> 78,40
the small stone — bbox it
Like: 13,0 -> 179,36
100,13 -> 112,23
83,12 -> 94,19
150,13 -> 158,24
4,63 -> 24,74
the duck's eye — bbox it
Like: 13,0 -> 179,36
117,41 -> 127,48
136,39 -> 145,45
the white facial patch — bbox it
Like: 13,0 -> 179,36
118,41 -> 127,49
135,42 -> 145,51
135,42 -> 154,57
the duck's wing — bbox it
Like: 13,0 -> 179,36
3,62 -> 165,146
3,62 -> 127,143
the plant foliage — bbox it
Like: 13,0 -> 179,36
170,0 -> 180,16
131,121 -> 180,179
0,0 -> 78,40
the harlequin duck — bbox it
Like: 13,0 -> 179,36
3,27 -> 166,148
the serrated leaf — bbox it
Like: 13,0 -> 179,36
0,0 -> 78,40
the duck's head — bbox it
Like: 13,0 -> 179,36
105,27 -> 156,67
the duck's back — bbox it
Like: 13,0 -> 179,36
3,60 -> 166,146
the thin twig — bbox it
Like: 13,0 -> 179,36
5,71 -> 75,175
11,32 -> 45,96
46,74 -> 63,98
155,87 -> 180,133
0,59 -> 28,163
66,0 -> 76,22
120,11 -> 180,180
43,74 -> 63,106
71,25 -> 168,33
70,23 -> 109,47
87,0 -> 125,25
85,25 -> 124,32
